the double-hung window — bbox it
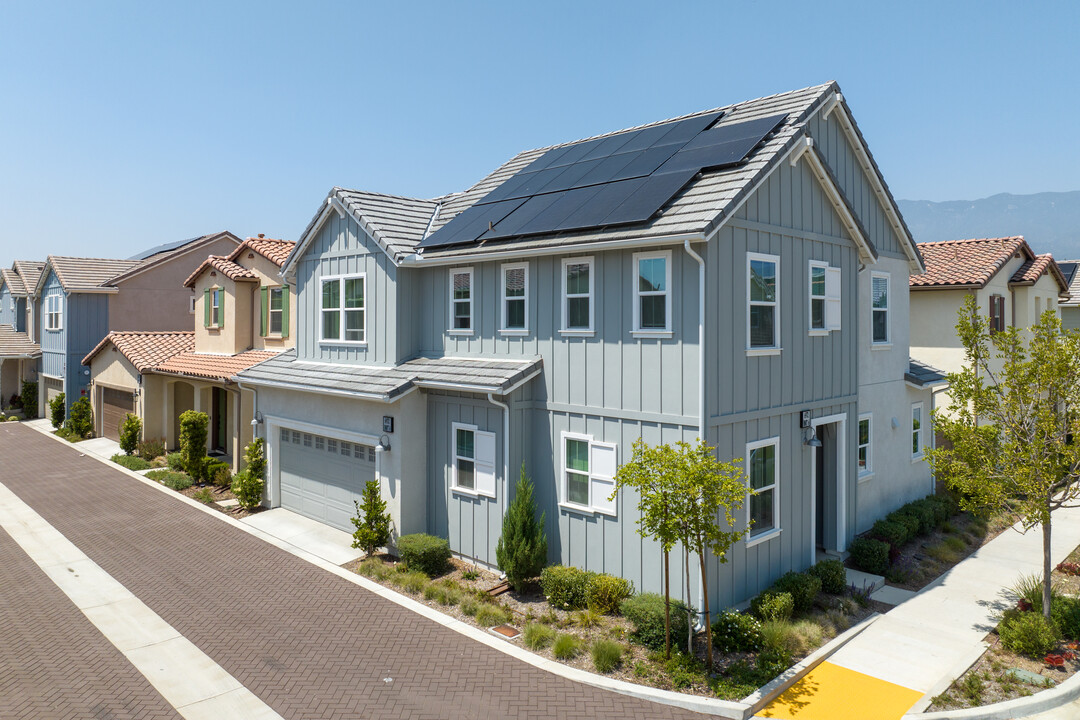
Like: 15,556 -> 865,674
989,294 -> 1006,334
260,285 -> 290,338
747,438 -> 779,541
321,275 -> 365,343
500,263 -> 528,333
45,294 -> 62,331
858,414 -> 872,475
562,257 -> 594,333
451,422 -> 496,497
809,261 -> 842,334
748,253 -> 779,351
560,432 -> 617,515
203,288 -> 223,329
633,251 -> 671,334
871,272 -> 890,344
450,268 -> 473,334
911,403 -> 924,459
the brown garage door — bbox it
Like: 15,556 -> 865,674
101,387 -> 134,442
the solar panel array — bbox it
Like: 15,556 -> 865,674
418,111 -> 788,250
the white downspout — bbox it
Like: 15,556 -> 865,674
487,393 -> 511,514
684,238 -> 707,628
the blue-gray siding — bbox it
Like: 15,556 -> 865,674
39,271 -> 110,415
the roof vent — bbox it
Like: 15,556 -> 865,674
258,233 -> 265,238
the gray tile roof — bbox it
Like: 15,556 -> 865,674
44,256 -> 141,293
1057,260 -> 1080,306
906,358 -> 947,387
0,325 -> 40,358
12,261 -> 45,296
1,268 -> 26,296
235,350 -> 542,400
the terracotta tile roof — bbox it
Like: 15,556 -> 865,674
155,350 -> 280,381
0,324 -> 40,358
1,269 -> 25,296
45,256 -> 141,293
182,256 -> 259,288
910,237 -> 1031,289
82,331 -> 194,371
230,238 -> 294,267
12,261 -> 45,294
1009,253 -> 1069,291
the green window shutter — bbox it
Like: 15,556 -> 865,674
203,289 -> 211,328
281,285 -> 290,338
218,290 -> 225,328
260,286 -> 268,337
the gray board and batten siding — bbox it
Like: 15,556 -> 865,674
39,272 -> 111,415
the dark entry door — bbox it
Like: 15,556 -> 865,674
211,387 -> 227,452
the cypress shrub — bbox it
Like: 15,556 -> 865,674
178,410 -> 209,480
20,381 -> 37,419
66,396 -> 93,438
49,392 -> 66,429
495,466 -> 548,591
232,438 -> 266,509
351,479 -> 392,556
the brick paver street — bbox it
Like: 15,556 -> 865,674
0,424 -> 705,719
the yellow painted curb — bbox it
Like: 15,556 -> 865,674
758,661 -> 923,720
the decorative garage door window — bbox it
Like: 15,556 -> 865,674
280,427 -> 375,463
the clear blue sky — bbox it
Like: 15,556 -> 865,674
1,1 -> 1076,266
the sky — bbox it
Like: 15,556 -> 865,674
1,1 -> 1077,266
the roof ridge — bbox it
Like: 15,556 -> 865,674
917,236 -> 1025,246
336,187 -> 437,204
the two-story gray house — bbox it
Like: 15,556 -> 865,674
237,82 -> 931,612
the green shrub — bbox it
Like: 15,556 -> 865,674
49,392 -> 66,429
146,469 -> 193,491
1052,596 -> 1080,641
66,396 -> 93,438
619,592 -> 691,652
137,436 -> 165,460
808,559 -> 848,595
352,479 -> 392,556
523,623 -> 556,650
755,647 -> 793,681
110,454 -> 151,471
552,633 -> 582,660
232,438 -> 266,509
207,461 -> 231,488
117,413 -> 140,454
178,410 -> 209,480
849,537 -> 890,574
587,573 -> 635,615
20,381 -> 37,419
356,558 -> 393,582
898,502 -> 935,536
572,608 -> 602,628
243,436 -> 266,479
192,488 -> 214,504
423,580 -> 462,606
998,611 -> 1060,658
761,619 -> 822,657
924,495 -> 954,526
751,590 -> 795,622
475,604 -> 510,627
166,452 -> 185,471
772,571 -> 822,614
396,570 -> 429,594
540,565 -> 595,610
495,467 -> 548,591
711,610 -> 763,652
887,511 -> 920,540
591,639 -> 623,672
397,533 -> 451,576
914,497 -> 946,531
1013,573 -> 1061,614
871,519 -> 909,549
460,597 -> 480,617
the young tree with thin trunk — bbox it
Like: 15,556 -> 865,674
928,295 -> 1080,621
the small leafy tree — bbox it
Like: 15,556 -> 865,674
178,410 -> 209,479
66,396 -> 93,438
119,413 -> 141,455
351,479 -> 392,556
49,392 -> 65,429
231,437 -> 266,509
21,381 -> 37,418
495,464 -> 548,591
613,439 -> 682,658
928,295 -> 1080,621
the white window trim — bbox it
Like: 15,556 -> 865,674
448,267 -> 475,336
46,294 -> 63,332
747,252 -> 781,354
857,413 -> 873,479
871,271 -> 890,345
745,436 -> 781,547
499,262 -> 529,335
450,421 -> 496,499
319,273 -> 367,346
207,287 -> 223,329
561,256 -> 595,336
911,402 -> 925,461
809,260 -> 828,335
558,430 -> 617,516
188,295 -> 197,314
268,286 -> 285,336
632,250 -> 673,337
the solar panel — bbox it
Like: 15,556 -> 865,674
418,110 -> 786,250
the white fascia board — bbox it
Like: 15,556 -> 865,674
72,287 -> 121,295
800,147 -> 877,264
403,232 -> 706,267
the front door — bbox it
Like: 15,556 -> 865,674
211,387 -> 227,453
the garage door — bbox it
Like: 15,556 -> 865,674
101,387 -> 135,442
43,376 -> 63,408
278,428 -> 376,532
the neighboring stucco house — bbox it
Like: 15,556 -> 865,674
237,82 -> 934,613
0,261 -> 45,407
83,237 -> 295,465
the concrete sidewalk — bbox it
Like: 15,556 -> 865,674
760,505 -> 1080,719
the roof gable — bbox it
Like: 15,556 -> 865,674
106,231 -> 242,286
1009,253 -> 1068,292
13,261 -> 45,296
183,256 -> 259,288
39,256 -> 140,294
226,237 -> 295,267
1,268 -> 25,297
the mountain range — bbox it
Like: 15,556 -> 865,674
897,191 -> 1080,260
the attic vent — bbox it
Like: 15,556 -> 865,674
248,253 -> 255,258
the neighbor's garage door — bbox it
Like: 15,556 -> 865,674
101,387 -> 134,442
278,428 -> 376,532
43,376 -> 63,408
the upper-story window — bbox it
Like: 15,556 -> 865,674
747,253 -> 779,351
989,294 -> 1006,333
261,285 -> 290,338
871,272 -> 890,344
562,257 -> 594,334
809,261 -> 842,334
321,275 -> 365,343
500,263 -> 528,334
46,294 -> 62,331
633,251 -> 672,334
203,287 -> 224,329
450,268 -> 473,335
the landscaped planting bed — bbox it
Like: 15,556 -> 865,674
344,552 -> 881,700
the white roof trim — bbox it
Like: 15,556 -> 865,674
799,144 -> 877,264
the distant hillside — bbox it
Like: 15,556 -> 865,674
897,191 -> 1080,259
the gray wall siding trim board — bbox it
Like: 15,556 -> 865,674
709,393 -> 860,427
521,400 -> 699,428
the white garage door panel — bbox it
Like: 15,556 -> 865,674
278,428 -> 375,532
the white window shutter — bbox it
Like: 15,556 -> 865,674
474,430 -> 497,497
825,266 -> 842,331
590,442 -> 618,515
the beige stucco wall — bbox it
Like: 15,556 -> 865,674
149,375 -> 252,471
190,253 -> 294,355
87,347 -> 141,438
109,236 -> 239,332
237,253 -> 295,352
